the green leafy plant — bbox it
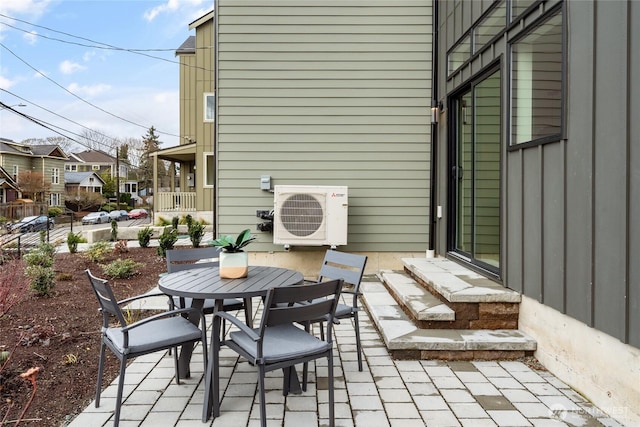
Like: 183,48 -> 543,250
85,241 -> 111,263
102,258 -> 142,278
157,228 -> 178,257
110,220 -> 118,241
48,206 -> 63,217
66,231 -> 85,254
185,214 -> 194,230
138,227 -> 153,248
155,216 -> 171,226
23,241 -> 57,296
210,228 -> 256,253
188,221 -> 205,248
171,216 -> 179,230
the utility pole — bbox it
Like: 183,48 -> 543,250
116,146 -> 120,209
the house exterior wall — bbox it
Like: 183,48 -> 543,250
216,0 -> 433,253
434,1 -> 639,423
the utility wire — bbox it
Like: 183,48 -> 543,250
0,14 -> 213,72
1,42 -> 181,139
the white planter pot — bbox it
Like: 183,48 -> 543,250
219,251 -> 248,279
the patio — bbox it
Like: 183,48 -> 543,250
66,289 -> 623,427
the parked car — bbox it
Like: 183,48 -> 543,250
82,211 -> 110,225
109,210 -> 129,221
128,208 -> 148,219
9,215 -> 54,233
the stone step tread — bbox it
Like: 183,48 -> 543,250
378,270 -> 455,321
402,258 -> 522,304
361,280 -> 536,352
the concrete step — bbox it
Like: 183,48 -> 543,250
361,279 -> 536,360
379,270 -> 455,321
402,258 -> 521,303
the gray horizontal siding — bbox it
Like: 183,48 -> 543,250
216,0 -> 432,252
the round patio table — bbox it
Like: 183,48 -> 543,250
158,265 -> 304,421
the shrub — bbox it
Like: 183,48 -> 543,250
157,227 -> 178,257
85,241 -> 111,263
171,216 -> 179,230
48,206 -> 63,217
155,216 -> 171,226
188,221 -> 205,248
138,227 -> 153,248
114,240 -> 129,254
110,220 -> 118,241
0,259 -> 29,316
66,232 -> 86,254
102,258 -> 142,278
23,241 -> 57,296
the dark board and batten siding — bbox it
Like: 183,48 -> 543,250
215,0 -> 433,253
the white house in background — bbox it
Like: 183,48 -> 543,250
64,172 -> 104,195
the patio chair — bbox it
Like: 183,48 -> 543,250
86,269 -> 208,427
166,247 -> 250,324
307,250 -> 368,371
215,279 -> 343,427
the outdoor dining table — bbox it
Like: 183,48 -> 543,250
158,265 -> 304,421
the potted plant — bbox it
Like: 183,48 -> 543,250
210,228 -> 256,278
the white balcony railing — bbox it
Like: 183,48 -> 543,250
156,192 -> 196,212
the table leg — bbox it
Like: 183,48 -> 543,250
177,298 -> 205,379
203,300 -> 223,421
282,366 -> 303,396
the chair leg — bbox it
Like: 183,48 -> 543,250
353,313 -> 363,371
114,358 -> 127,427
258,365 -> 267,427
95,342 -> 106,407
173,345 -> 181,385
328,351 -> 335,427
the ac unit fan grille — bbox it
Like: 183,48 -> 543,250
280,194 -> 324,237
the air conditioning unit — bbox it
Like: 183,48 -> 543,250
273,185 -> 348,247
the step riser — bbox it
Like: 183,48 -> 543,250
390,349 -> 534,361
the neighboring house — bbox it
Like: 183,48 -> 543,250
64,171 -> 104,194
0,138 -> 68,207
206,1 -> 638,425
67,149 -> 141,202
0,165 -> 19,204
151,10 -> 214,223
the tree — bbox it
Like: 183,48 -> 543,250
100,171 -> 117,198
79,129 -> 116,152
21,136 -> 75,153
17,171 -> 51,202
140,126 -> 162,192
63,190 -> 104,211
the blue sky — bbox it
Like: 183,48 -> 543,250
0,0 -> 213,152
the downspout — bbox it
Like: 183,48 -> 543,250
213,2 -> 218,238
428,0 -> 439,253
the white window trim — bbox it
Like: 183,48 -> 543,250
204,92 -> 215,123
51,167 -> 60,184
203,152 -> 214,188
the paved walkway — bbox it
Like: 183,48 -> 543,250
66,289 -> 625,427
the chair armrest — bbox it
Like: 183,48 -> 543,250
122,307 -> 204,332
215,311 -> 260,341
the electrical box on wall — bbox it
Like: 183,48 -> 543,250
273,185 -> 348,247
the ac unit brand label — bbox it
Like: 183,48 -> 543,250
330,192 -> 346,198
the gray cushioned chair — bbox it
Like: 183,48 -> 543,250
86,269 -> 208,427
214,279 -> 343,427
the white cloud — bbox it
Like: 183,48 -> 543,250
23,31 -> 38,45
0,74 -> 15,88
0,0 -> 51,16
59,60 -> 86,75
143,0 -> 207,22
67,83 -> 111,97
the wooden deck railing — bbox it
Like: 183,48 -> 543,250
156,192 -> 197,212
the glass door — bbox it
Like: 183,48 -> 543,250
450,69 -> 502,272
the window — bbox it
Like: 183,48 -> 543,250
92,165 -> 100,170
51,168 -> 60,184
0,189 -> 5,204
510,8 -> 563,145
448,36 -> 471,75
65,164 -> 77,172
12,165 -> 18,181
49,193 -> 60,206
204,93 -> 215,122
474,2 -> 506,54
511,0 -> 537,21
204,153 -> 214,187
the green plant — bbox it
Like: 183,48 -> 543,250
85,241 -> 111,263
110,219 -> 118,241
157,228 -> 178,257
185,214 -> 194,230
114,239 -> 129,253
102,258 -> 142,278
48,206 -> 63,217
188,221 -> 205,248
138,227 -> 153,248
171,216 -> 179,230
24,242 -> 56,296
155,216 -> 171,226
210,228 -> 256,253
66,231 -> 85,254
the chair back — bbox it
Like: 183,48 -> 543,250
85,269 -> 128,328
166,247 -> 220,273
262,279 -> 343,330
317,250 -> 367,290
